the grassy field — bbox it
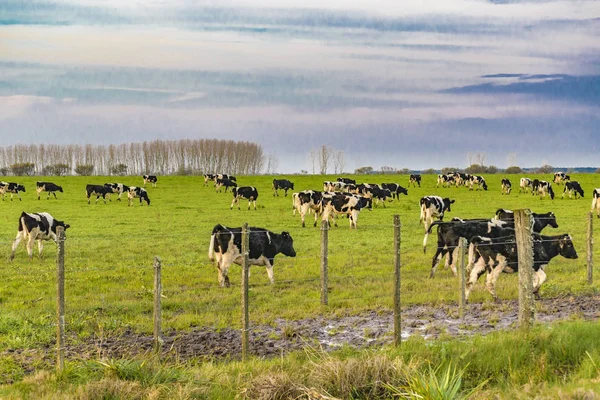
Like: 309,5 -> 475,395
1,173 -> 599,396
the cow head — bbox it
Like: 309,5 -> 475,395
443,198 -> 455,212
558,234 -> 578,259
290,183 -> 295,190
52,220 -> 71,235
398,186 -> 408,196
279,232 -> 296,257
58,185 -> 64,193
482,181 -> 488,191
545,212 -> 559,228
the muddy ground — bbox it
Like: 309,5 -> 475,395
59,294 -> 600,362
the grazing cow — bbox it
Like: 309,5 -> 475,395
592,189 -> 600,218
534,180 -> 555,199
494,208 -> 559,233
408,174 -> 422,187
337,177 -> 356,185
36,181 -> 63,200
215,178 -> 237,193
553,172 -> 570,185
10,212 -> 70,260
0,182 -> 25,201
127,186 -> 151,206
320,193 -> 372,229
272,179 -> 294,196
85,184 -> 112,204
457,173 -> 472,187
232,186 -> 259,210
214,174 -> 236,184
104,183 -> 130,201
519,178 -> 532,194
562,181 -> 584,199
143,175 -> 158,187
203,174 -> 216,186
436,174 -> 455,188
501,178 -> 512,195
381,183 -> 408,199
466,233 -> 578,301
426,218 -> 512,278
469,175 -> 488,191
208,224 -> 296,287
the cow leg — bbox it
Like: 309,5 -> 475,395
429,248 -> 447,278
253,199 -> 257,210
9,231 -> 25,260
533,267 -> 547,299
448,247 -> 458,276
265,258 -> 275,284
485,256 -> 506,302
37,240 -> 44,258
26,235 -> 36,259
465,257 -> 487,301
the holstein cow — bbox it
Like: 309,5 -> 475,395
519,178 -> 533,194
208,224 -> 296,287
382,183 -> 408,200
104,183 -> 130,201
231,186 -> 259,210
425,218 -> 513,278
436,174 -> 455,188
272,179 -> 294,196
534,180 -> 555,199
592,189 -> 600,218
408,174 -> 422,187
466,233 -> 578,301
294,190 -> 325,227
501,178 -> 512,195
36,181 -> 63,200
142,175 -> 158,187
127,186 -> 151,206
320,193 -> 372,229
469,175 -> 488,191
337,177 -> 356,185
214,174 -> 236,184
215,178 -> 237,193
10,212 -> 70,260
494,208 -> 559,233
0,182 -> 26,201
420,196 -> 455,249
85,184 -> 112,204
553,172 -> 570,185
562,181 -> 584,199
203,174 -> 216,186
370,186 -> 393,207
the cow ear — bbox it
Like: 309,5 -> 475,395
64,224 -> 71,230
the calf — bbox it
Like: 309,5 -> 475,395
272,179 -> 294,196
562,181 -> 584,199
143,175 -> 158,187
232,186 -> 259,210
408,174 -> 421,187
127,186 -> 151,206
519,178 -> 532,194
553,172 -> 570,185
320,193 -> 372,229
501,178 -> 512,195
469,175 -> 488,191
466,233 -> 578,301
0,182 -> 25,201
370,186 -> 393,207
10,212 -> 70,260
36,181 -> 63,200
381,183 -> 408,199
215,178 -> 237,193
592,189 -> 600,218
535,180 -> 555,199
494,208 -> 559,233
85,184 -> 112,204
208,224 -> 296,287
104,183 -> 130,201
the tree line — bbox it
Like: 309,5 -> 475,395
0,139 -> 265,176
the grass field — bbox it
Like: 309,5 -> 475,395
1,173 -> 599,396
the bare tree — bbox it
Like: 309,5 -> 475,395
309,149 -> 318,174
333,150 -> 346,174
507,152 -> 517,167
318,145 -> 332,175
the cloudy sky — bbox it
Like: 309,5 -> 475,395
1,0 -> 599,172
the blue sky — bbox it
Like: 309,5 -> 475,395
1,0 -> 599,172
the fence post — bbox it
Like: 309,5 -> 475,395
458,237 -> 467,319
153,256 -> 162,353
320,220 -> 329,306
515,209 -> 535,331
241,223 -> 250,361
587,212 -> 593,285
393,215 -> 401,346
56,226 -> 65,374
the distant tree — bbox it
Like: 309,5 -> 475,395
75,164 -> 95,176
318,145 -> 332,174
399,168 -> 411,175
485,165 -> 498,174
595,168 -> 600,174
300,170 -> 308,175
381,165 -> 396,174
43,163 -> 70,176
0,167 -> 8,176
465,164 -> 486,174
10,162 -> 35,176
505,166 -> 523,174
441,167 -> 461,174
355,166 -> 374,174
423,168 -> 437,175
110,163 -> 128,175
333,150 -> 345,174
537,164 -> 554,174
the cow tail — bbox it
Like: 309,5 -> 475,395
466,241 -> 476,275
19,213 -> 29,236
419,201 -> 426,223
422,232 -> 429,254
208,233 -> 216,261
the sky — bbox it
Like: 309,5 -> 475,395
1,0 -> 599,172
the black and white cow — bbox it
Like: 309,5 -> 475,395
208,224 -> 296,287
272,179 -> 294,196
494,208 -> 559,233
127,186 -> 151,206
10,212 -> 70,260
293,190 -> 325,227
36,181 -> 63,200
519,178 -> 532,194
457,173 -> 472,187
534,180 -> 555,199
203,174 -> 216,186
143,175 -> 158,187
320,193 -> 372,229
592,189 -> 600,218
408,174 -> 422,187
381,183 -> 408,199
337,177 -> 356,185
231,186 -> 259,210
0,182 -> 25,201
436,174 -> 455,188
419,196 -> 455,231
469,175 -> 488,191
553,172 -> 570,185
215,178 -> 238,193
214,174 -> 236,184
369,186 -> 393,207
562,181 -> 584,199
85,184 -> 112,204
104,183 -> 130,201
466,233 -> 578,301
501,178 -> 512,195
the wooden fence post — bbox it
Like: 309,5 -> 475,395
458,237 -> 467,319
515,209 -> 535,331
587,212 -> 593,285
56,226 -> 65,374
393,215 -> 402,346
320,220 -> 329,306
153,256 -> 162,353
241,223 -> 250,361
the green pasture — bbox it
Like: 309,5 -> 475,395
0,173 -> 599,356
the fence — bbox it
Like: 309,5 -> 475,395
10,210 -> 597,372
